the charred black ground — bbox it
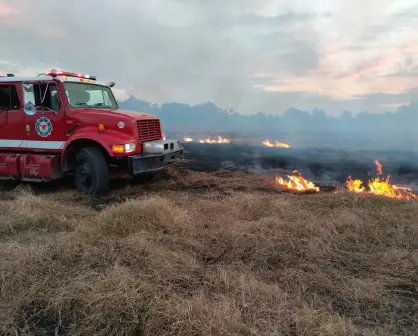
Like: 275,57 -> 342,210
180,142 -> 418,187
2,143 -> 418,197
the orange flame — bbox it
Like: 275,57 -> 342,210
275,170 -> 320,192
183,136 -> 230,143
262,139 -> 290,148
346,176 -> 366,193
198,136 -> 231,144
375,160 -> 382,176
346,161 -> 417,200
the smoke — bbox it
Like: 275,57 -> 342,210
121,97 -> 418,152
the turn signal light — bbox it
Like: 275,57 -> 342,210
98,123 -> 105,132
111,143 -> 136,154
112,145 -> 124,153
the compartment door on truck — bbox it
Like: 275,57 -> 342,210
22,81 -> 67,151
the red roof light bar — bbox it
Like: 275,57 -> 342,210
47,69 -> 97,81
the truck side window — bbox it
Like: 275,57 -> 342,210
33,84 -> 61,111
0,85 -> 20,110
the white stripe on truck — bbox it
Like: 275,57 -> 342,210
0,140 -> 66,149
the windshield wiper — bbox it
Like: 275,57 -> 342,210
93,103 -> 113,108
93,103 -> 115,109
34,105 -> 58,115
73,102 -> 113,108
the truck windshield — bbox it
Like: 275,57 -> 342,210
63,82 -> 118,109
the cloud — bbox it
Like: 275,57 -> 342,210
237,12 -> 331,26
0,0 -> 417,116
112,88 -> 130,101
0,3 -> 21,26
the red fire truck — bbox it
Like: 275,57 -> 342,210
0,69 -> 184,195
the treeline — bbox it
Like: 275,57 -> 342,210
118,96 -> 418,134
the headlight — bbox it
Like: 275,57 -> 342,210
124,143 -> 136,153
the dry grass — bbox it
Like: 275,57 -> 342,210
0,168 -> 417,335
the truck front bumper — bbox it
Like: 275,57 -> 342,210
129,145 -> 185,175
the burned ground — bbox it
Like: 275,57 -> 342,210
0,166 -> 417,336
181,143 -> 418,187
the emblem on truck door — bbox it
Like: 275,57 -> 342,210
35,117 -> 53,137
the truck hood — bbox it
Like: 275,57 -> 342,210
73,108 -> 159,121
110,109 -> 158,120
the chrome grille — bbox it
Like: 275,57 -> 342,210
136,119 -> 161,142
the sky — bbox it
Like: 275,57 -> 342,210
1,0 -> 418,116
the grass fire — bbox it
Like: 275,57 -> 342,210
262,139 -> 291,148
275,170 -> 320,192
346,160 -> 418,200
183,136 -> 231,144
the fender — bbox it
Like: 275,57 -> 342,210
62,127 -> 138,164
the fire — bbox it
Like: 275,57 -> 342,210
262,139 -> 290,148
183,136 -> 231,144
198,136 -> 231,144
346,160 -> 417,200
275,170 -> 320,192
346,176 -> 366,193
375,160 -> 382,176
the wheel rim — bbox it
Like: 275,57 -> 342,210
75,161 -> 93,189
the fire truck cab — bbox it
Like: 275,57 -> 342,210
0,69 -> 184,195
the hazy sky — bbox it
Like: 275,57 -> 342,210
1,0 -> 417,115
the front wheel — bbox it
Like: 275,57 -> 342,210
74,147 -> 109,195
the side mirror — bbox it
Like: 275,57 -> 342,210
109,81 -> 115,88
24,102 -> 36,115
22,83 -> 37,115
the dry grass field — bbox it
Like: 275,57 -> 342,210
0,168 -> 417,335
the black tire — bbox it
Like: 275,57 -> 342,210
74,146 -> 109,195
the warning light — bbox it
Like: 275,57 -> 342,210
98,123 -> 105,132
47,69 -> 97,81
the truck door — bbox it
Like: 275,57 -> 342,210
22,81 -> 67,151
0,83 -> 24,149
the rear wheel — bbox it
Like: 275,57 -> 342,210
74,146 -> 109,195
